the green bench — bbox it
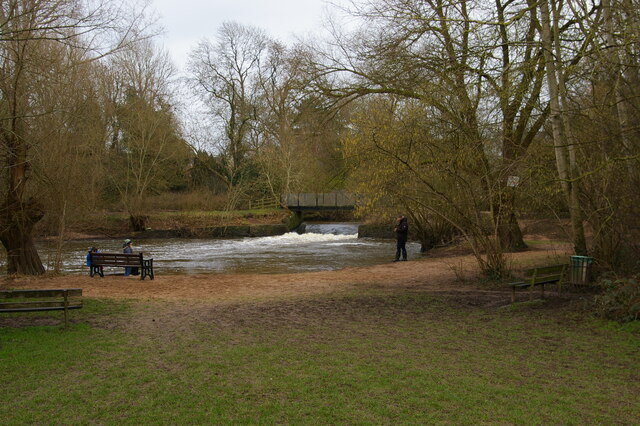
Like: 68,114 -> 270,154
507,264 -> 567,303
0,289 -> 83,327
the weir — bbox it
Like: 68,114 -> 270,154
303,223 -> 359,235
283,192 -> 356,230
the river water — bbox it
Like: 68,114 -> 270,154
3,223 -> 421,275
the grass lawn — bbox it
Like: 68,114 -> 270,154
1,291 -> 638,424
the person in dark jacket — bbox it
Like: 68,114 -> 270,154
86,247 -> 103,275
394,215 -> 408,261
123,239 -> 133,276
86,247 -> 98,267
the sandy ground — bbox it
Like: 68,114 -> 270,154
1,243 -> 570,303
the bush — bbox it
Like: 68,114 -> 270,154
594,275 -> 640,323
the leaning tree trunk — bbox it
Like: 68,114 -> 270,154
496,210 -> 527,252
0,199 -> 45,275
0,113 -> 46,274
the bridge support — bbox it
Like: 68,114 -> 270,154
285,210 -> 304,231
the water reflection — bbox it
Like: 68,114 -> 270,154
1,223 -> 421,275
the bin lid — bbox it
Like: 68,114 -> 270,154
570,255 -> 593,263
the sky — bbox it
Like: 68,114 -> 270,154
152,0 -> 350,72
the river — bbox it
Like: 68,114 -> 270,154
2,223 -> 421,275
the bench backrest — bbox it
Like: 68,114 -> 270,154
90,252 -> 143,267
0,289 -> 82,311
524,264 -> 567,277
522,264 -> 568,287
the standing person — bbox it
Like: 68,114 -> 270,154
394,215 -> 409,262
123,239 -> 133,276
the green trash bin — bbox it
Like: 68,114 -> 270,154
569,255 -> 593,285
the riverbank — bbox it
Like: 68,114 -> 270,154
2,241 -> 571,302
41,209 -> 365,240
39,209 -> 293,240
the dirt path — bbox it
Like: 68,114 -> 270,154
1,244 -> 569,303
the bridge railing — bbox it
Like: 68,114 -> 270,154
283,192 -> 355,209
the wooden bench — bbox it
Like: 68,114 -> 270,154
508,264 -> 567,302
0,289 -> 82,327
89,252 -> 154,280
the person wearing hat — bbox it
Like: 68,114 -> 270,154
123,239 -> 133,276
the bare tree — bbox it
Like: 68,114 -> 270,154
344,95 -> 508,277
104,40 -> 189,231
34,47 -> 106,272
0,0 -> 153,274
552,0 -> 640,268
187,22 -> 269,192
302,0 -> 557,251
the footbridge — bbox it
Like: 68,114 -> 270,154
283,192 -> 356,211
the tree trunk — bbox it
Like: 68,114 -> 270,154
53,200 -> 67,273
129,215 -> 148,232
0,200 -> 45,275
603,0 -> 637,180
0,100 -> 46,274
496,209 -> 527,252
494,175 -> 528,251
539,0 -> 588,255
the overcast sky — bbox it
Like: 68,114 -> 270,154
152,0 -> 350,71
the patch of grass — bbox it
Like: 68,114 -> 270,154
499,298 -> 548,310
1,294 -> 638,423
69,209 -> 288,235
95,209 -> 283,222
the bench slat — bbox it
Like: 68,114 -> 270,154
91,253 -> 141,259
512,282 -> 532,289
532,275 -> 563,285
94,261 -> 141,267
512,278 -> 560,289
0,305 -> 83,313
91,253 -> 142,267
92,256 -> 140,263
0,301 -> 82,309
510,276 -> 561,287
0,289 -> 82,299
523,264 -> 567,277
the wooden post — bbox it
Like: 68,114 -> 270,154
529,270 -> 537,301
63,290 -> 69,328
558,264 -> 566,293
